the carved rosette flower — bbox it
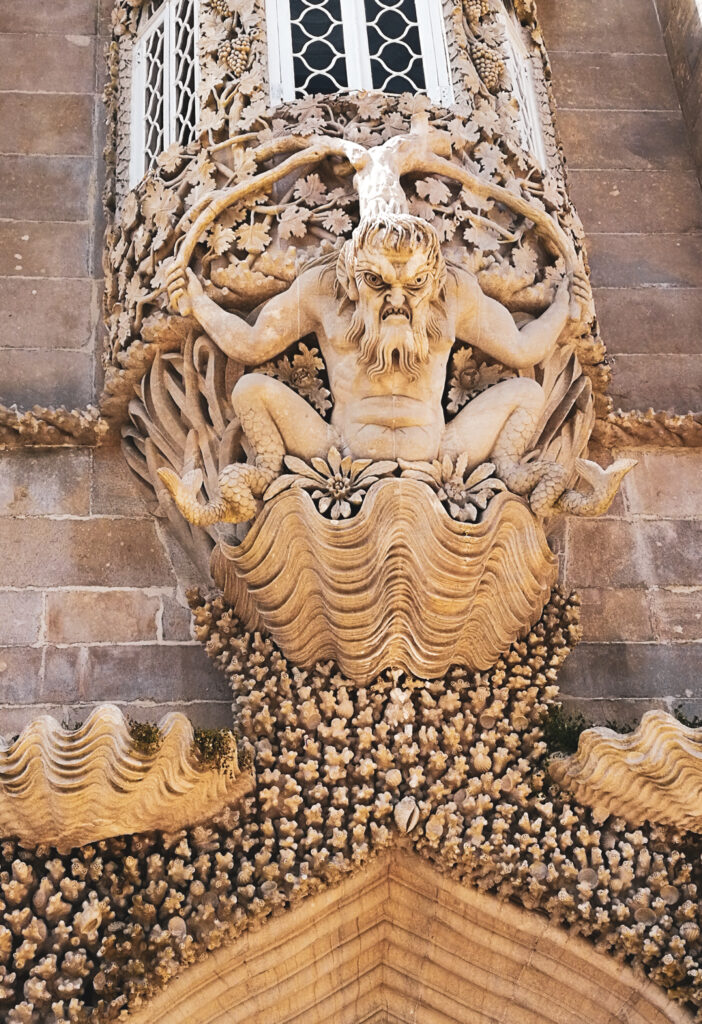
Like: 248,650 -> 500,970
263,447 -> 397,519
400,454 -> 506,522
259,343 -> 332,416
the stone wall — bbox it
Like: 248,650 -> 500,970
0,0 -> 699,733
655,0 -> 702,177
541,0 -> 702,722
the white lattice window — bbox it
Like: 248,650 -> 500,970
130,0 -> 200,187
266,0 -> 454,107
499,4 -> 547,167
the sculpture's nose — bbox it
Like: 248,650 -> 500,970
388,285 -> 404,307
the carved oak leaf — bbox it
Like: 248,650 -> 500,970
279,206 -> 312,240
408,197 -> 436,222
511,242 -> 540,279
294,174 -> 328,206
234,220 -> 272,254
472,101 -> 501,132
416,178 -> 452,206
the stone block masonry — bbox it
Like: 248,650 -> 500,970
0,0 -> 699,736
0,447 -> 233,736
559,449 -> 702,725
0,0 -> 106,409
542,0 -> 702,415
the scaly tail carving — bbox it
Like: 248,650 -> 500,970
556,457 -> 637,516
158,463 -> 276,526
494,456 -> 636,517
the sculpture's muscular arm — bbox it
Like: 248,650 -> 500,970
452,269 -> 571,369
169,267 -> 320,363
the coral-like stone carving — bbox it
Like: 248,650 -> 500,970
549,710 -> 702,832
0,706 -> 248,852
212,481 -> 557,682
0,403 -> 108,449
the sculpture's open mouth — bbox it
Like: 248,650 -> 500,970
382,304 -> 411,321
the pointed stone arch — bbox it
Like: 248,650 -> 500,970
129,849 -> 692,1024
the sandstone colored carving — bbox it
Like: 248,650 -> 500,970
0,705 -> 248,852
549,710 -> 702,832
211,482 -> 557,682
593,409 -> 702,449
129,850 -> 692,1024
158,121 -> 631,529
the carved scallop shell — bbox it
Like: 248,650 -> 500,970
0,705 -> 250,852
211,479 -> 557,683
549,710 -> 702,831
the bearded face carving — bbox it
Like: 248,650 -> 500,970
338,215 -> 448,381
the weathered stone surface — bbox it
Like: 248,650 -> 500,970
46,589 -> 161,644
560,695 -> 669,729
565,520 -> 648,588
539,0 -> 665,53
0,647 -> 44,703
609,354 -> 702,413
0,278 -> 95,349
0,519 -> 175,588
548,53 -> 679,110
579,587 -> 654,642
559,642 -> 701,698
649,589 -> 702,640
642,520 -> 702,585
594,287 -> 702,354
568,170 -> 702,233
620,450 -> 702,516
0,93 -> 94,156
92,446 -> 154,515
0,32 -> 96,92
83,645 -> 232,702
0,0 -> 97,34
0,221 -> 91,278
161,593 -> 194,641
0,591 -> 42,646
558,111 -> 692,171
0,349 -> 93,407
0,155 -> 93,220
0,449 -> 91,516
587,233 -> 702,288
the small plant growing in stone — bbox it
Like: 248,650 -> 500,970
193,728 -> 239,777
128,719 -> 164,756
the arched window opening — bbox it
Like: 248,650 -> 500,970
266,0 -> 454,107
129,0 -> 200,187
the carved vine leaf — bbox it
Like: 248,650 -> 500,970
263,448 -> 398,520
258,343 -> 332,416
399,455 -> 507,523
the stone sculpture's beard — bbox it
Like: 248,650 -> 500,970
348,306 -> 441,380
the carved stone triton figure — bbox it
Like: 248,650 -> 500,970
160,213 -> 632,525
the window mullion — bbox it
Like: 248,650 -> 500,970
130,36 -> 147,186
340,0 -> 372,91
267,0 -> 295,103
166,0 -> 176,147
415,0 -> 454,106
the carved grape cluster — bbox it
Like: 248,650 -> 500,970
470,41 -> 505,92
218,33 -> 253,77
462,0 -> 491,25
